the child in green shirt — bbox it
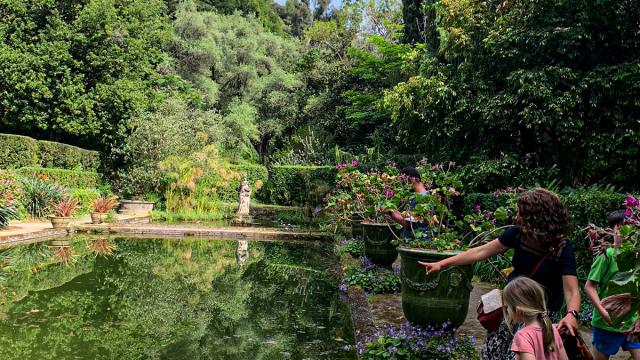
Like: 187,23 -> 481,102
585,210 -> 640,360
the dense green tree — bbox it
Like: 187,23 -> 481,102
0,0 -> 171,155
171,2 -> 303,163
385,0 -> 640,188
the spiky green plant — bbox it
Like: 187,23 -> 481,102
0,204 -> 18,228
19,177 -> 65,218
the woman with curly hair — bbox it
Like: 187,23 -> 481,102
420,188 -> 580,360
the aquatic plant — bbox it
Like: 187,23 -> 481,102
348,322 -> 479,359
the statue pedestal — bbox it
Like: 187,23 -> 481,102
232,214 -> 252,225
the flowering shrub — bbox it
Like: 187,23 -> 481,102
348,322 -> 479,359
398,160 -> 465,251
343,256 -> 401,294
0,171 -> 20,227
325,162 -> 411,224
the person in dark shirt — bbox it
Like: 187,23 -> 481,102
385,166 -> 429,239
420,188 -> 581,360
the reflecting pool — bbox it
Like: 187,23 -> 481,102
0,237 -> 355,359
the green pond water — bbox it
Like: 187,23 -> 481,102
0,236 -> 356,360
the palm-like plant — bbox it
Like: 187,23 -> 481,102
0,205 -> 18,228
91,196 -> 118,213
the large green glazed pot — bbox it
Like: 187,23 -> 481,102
397,246 -> 473,328
351,219 -> 364,238
362,222 -> 398,266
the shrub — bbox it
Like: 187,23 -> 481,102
17,167 -> 101,188
0,134 -> 39,169
70,188 -> 102,214
19,177 -> 65,218
0,205 -> 18,228
258,165 -> 335,206
38,140 -> 100,171
0,134 -> 99,171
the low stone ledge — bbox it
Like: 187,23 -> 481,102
73,224 -> 331,241
0,228 -> 69,249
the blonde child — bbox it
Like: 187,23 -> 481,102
503,277 -> 569,360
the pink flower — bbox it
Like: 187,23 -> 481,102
352,160 -> 359,167
625,194 -> 639,208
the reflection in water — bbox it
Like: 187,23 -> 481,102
0,236 -> 355,360
236,240 -> 249,267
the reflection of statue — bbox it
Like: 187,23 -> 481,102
233,178 -> 252,225
236,240 -> 249,267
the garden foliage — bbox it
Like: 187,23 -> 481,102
17,168 -> 100,189
0,134 -> 100,171
258,165 -> 335,206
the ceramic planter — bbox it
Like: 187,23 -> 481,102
90,212 -> 107,224
362,222 -> 398,266
397,246 -> 473,328
350,218 -> 364,238
50,216 -> 72,229
118,200 -> 154,215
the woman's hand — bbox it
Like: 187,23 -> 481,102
418,261 -> 442,275
557,313 -> 579,336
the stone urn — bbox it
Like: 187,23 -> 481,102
362,222 -> 398,266
90,212 -> 108,224
397,246 -> 473,328
50,216 -> 72,229
118,200 -> 155,215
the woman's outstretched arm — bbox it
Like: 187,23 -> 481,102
418,239 -> 509,273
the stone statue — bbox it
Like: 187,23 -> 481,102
233,178 -> 252,225
236,240 -> 249,267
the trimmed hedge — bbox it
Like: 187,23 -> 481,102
0,134 -> 39,169
258,165 -> 335,206
38,140 -> 100,171
17,167 -> 101,189
0,133 -> 99,171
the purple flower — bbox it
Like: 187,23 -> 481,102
352,160 -> 359,167
343,345 -> 352,351
361,256 -> 375,270
338,283 -> 348,292
474,204 -> 481,212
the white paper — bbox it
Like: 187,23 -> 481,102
481,289 -> 503,313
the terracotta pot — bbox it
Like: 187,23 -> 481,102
50,216 -> 72,229
397,246 -> 473,328
91,212 -> 107,224
362,222 -> 398,266
118,200 -> 155,215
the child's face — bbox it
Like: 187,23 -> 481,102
613,224 -> 623,246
